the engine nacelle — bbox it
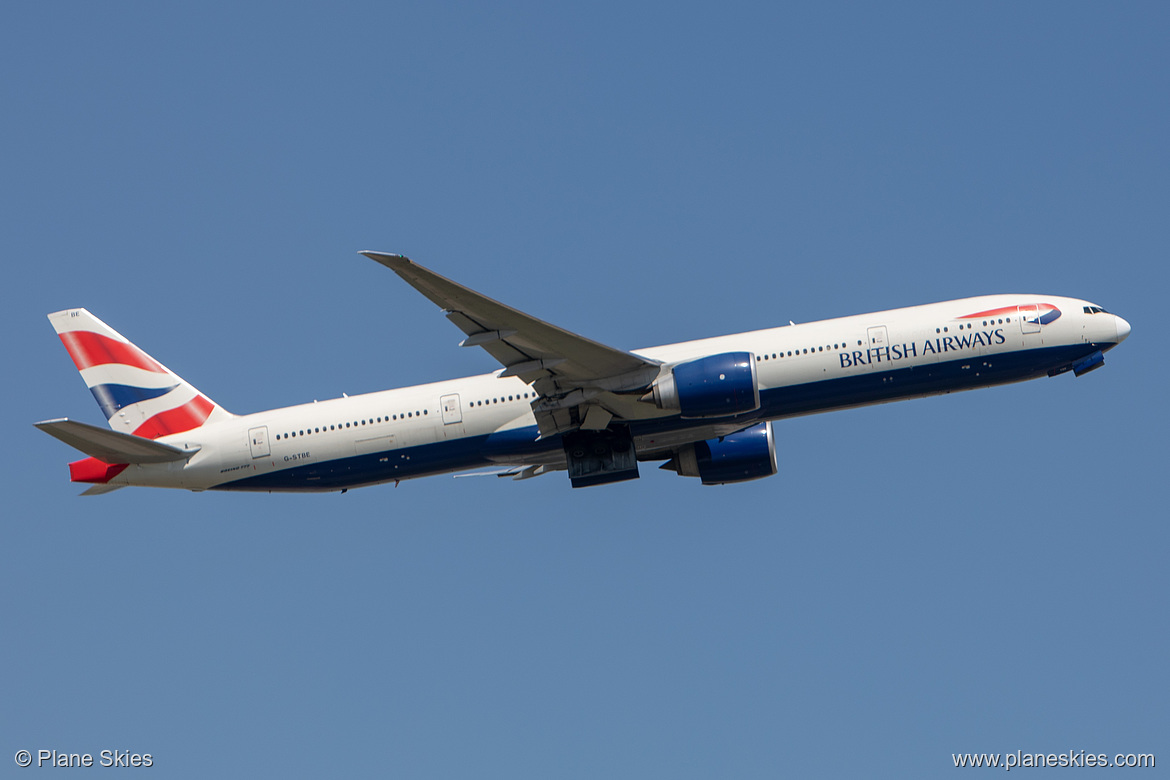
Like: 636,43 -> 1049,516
648,351 -> 760,418
666,421 -> 777,485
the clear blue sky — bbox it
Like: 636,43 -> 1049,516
3,3 -> 1166,777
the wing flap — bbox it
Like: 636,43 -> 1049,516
35,418 -> 199,464
445,310 -> 535,369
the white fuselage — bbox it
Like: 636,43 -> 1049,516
96,294 -> 1128,492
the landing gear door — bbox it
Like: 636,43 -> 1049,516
248,426 -> 270,459
1019,305 -> 1041,334
440,394 -> 462,425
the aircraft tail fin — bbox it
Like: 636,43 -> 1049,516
48,309 -> 233,439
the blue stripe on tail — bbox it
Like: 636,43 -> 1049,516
89,383 -> 178,419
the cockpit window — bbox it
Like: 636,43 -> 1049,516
1083,306 -> 1109,314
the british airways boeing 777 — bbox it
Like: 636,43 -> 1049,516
36,253 -> 1131,493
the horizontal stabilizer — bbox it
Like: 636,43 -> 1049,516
34,418 -> 199,464
80,484 -> 126,496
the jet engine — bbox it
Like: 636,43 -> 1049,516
661,421 -> 777,485
646,351 -> 760,418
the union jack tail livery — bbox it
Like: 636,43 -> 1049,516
48,309 -> 233,439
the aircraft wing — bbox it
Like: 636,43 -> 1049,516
362,252 -> 668,436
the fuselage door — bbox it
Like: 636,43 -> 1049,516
248,426 -> 271,458
1019,304 -> 1041,334
867,325 -> 889,349
440,394 -> 462,425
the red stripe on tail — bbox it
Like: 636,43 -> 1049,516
132,395 -> 215,439
58,330 -> 167,373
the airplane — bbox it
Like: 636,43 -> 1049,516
35,252 -> 1131,494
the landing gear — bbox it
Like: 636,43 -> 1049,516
562,425 -> 639,488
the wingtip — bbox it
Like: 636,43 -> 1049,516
359,250 -> 412,267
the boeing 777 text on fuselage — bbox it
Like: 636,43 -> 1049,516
36,253 -> 1131,493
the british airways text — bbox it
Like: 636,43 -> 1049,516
840,328 -> 1006,368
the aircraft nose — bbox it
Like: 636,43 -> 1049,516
1114,315 -> 1131,343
